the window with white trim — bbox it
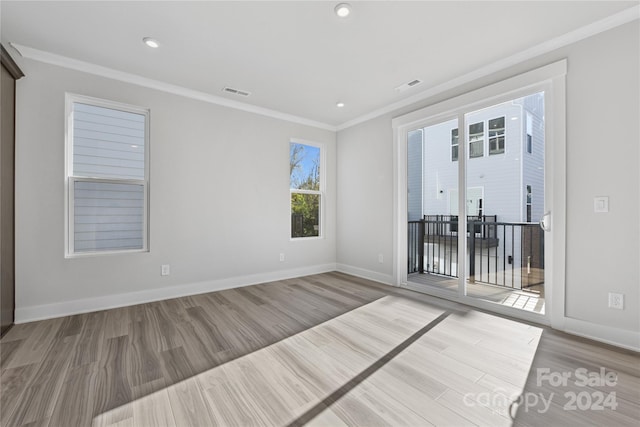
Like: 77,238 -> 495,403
66,94 -> 149,255
290,141 -> 323,238
451,128 -> 459,161
468,121 -> 484,158
488,116 -> 505,155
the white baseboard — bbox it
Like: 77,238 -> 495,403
335,263 -> 394,286
561,317 -> 640,352
15,263 -> 337,323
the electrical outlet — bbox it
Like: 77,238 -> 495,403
279,253 -> 285,262
378,254 -> 384,263
608,293 -> 624,310
161,264 -> 170,276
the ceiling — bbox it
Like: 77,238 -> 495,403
2,1 -> 638,128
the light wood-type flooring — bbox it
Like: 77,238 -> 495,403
1,272 -> 638,426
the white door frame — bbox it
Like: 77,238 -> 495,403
392,60 -> 567,327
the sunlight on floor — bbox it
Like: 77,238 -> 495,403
93,295 -> 543,426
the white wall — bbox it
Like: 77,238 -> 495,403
336,116 -> 395,283
336,22 -> 639,345
14,59 -> 336,321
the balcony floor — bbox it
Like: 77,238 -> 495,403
408,273 -> 545,314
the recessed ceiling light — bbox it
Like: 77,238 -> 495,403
143,37 -> 160,48
334,3 -> 351,18
336,102 -> 345,108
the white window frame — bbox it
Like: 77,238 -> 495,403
488,116 -> 506,155
451,128 -> 459,162
468,121 -> 484,158
289,139 -> 325,240
526,112 -> 533,154
65,93 -> 150,257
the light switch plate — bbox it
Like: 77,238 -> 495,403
594,196 -> 609,213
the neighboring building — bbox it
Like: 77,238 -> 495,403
409,92 -> 545,223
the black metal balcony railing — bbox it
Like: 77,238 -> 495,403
408,216 -> 544,290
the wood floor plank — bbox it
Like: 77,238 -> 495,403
0,338 -> 23,368
127,319 -> 163,387
160,346 -> 195,384
0,364 -> 37,426
148,303 -> 184,352
4,318 -> 64,369
131,378 -> 176,427
92,336 -> 133,422
70,311 -> 107,367
165,377 -> 214,427
49,362 -> 97,427
5,335 -> 78,426
437,387 -> 512,426
103,307 -> 130,340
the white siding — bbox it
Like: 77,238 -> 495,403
73,180 -> 144,252
72,102 -> 146,180
423,118 -> 458,216
519,93 -> 545,222
407,129 -> 423,220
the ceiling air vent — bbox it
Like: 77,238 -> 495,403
395,78 -> 423,92
222,87 -> 251,97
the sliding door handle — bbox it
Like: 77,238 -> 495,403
539,211 -> 551,232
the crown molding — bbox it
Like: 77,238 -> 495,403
336,4 -> 640,131
10,42 -> 337,132
9,5 -> 638,133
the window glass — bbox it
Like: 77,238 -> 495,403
488,116 -> 505,155
290,142 -> 322,238
469,122 -> 484,158
451,128 -> 459,161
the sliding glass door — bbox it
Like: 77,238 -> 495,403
404,91 -> 549,317
407,118 -> 460,295
462,92 -> 546,313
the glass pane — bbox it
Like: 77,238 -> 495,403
290,142 -> 320,190
489,136 -> 505,154
488,117 -> 505,136
291,193 -> 320,238
469,140 -> 484,158
73,103 -> 145,179
74,180 -> 144,252
469,122 -> 483,140
407,118 -> 459,295
464,92 -> 545,314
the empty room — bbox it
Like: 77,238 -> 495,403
1,1 -> 639,426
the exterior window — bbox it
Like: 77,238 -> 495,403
468,122 -> 484,158
451,128 -> 459,161
66,94 -> 149,255
488,116 -> 505,155
526,185 -> 532,222
290,141 -> 323,238
526,112 -> 533,154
